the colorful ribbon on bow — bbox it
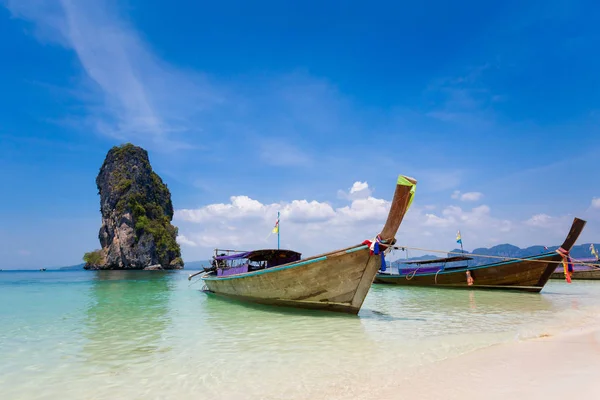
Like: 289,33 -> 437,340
556,247 -> 573,283
362,235 -> 388,271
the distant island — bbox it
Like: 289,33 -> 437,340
391,243 -> 599,267
59,263 -> 85,271
182,260 -> 212,270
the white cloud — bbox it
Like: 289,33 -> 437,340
525,214 -> 553,227
176,235 -> 198,247
451,190 -> 483,201
175,185 -> 393,255
460,192 -> 483,201
337,197 -> 389,221
350,181 -> 369,194
422,205 -> 494,228
337,181 -> 373,200
283,200 -> 336,223
524,214 -> 575,232
423,213 -> 453,228
176,195 -> 338,227
592,198 -> 600,209
176,195 -> 274,223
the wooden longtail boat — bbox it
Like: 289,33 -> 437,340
550,261 -> 600,280
374,217 -> 586,292
192,175 -> 417,314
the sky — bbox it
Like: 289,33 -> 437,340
1,0 -> 600,269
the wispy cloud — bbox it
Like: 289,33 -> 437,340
592,198 -> 600,209
4,0 -> 222,150
418,169 -> 463,192
424,64 -> 500,128
3,1 -> 372,166
259,140 -> 313,167
451,190 -> 483,202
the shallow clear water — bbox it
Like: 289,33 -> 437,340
1,270 -> 599,399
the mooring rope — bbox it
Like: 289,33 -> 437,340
434,268 -> 442,284
391,245 -> 600,270
188,271 -> 210,287
188,277 -> 203,287
405,268 -> 420,280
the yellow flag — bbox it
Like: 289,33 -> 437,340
591,244 -> 598,259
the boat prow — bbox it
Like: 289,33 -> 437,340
200,175 -> 417,314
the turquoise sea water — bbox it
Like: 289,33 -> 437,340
1,270 -> 600,399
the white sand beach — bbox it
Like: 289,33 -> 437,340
320,320 -> 600,400
393,328 -> 600,399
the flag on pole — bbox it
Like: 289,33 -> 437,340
590,244 -> 598,260
456,230 -> 462,244
272,218 -> 279,234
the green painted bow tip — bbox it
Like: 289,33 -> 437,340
397,175 -> 416,209
397,175 -> 416,187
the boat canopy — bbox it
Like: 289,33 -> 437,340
215,249 -> 302,263
401,256 -> 472,265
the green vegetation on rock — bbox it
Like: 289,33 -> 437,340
129,193 -> 180,264
83,249 -> 104,268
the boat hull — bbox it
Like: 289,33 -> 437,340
374,253 -> 563,292
202,245 -> 381,314
550,270 -> 600,280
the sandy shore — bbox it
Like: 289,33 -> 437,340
316,321 -> 600,400
377,326 -> 600,399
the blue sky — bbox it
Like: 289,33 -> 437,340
1,0 -> 600,269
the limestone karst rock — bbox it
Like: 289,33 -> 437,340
84,143 -> 183,270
